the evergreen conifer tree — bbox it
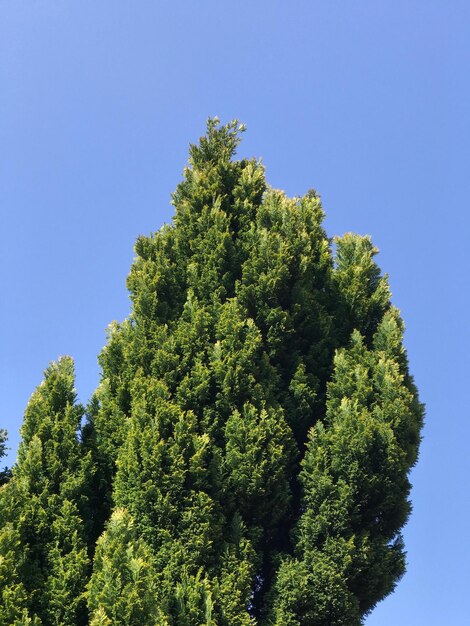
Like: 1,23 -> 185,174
0,357 -> 92,626
5,119 -> 422,625
86,119 -> 423,624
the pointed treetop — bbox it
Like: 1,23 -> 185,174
188,117 -> 245,170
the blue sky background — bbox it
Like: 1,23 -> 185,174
1,2 -> 468,623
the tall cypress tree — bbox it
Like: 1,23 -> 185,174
87,119 -> 423,624
0,357 -> 92,626
4,120 -> 423,624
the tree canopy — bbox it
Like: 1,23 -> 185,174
0,119 -> 423,625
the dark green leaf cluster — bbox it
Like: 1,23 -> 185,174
0,120 -> 423,625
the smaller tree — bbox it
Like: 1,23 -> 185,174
0,357 -> 91,626
0,429 -> 6,459
0,429 -> 11,486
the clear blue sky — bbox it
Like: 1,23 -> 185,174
1,2 -> 468,623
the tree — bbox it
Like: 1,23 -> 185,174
87,119 -> 423,625
0,357 -> 92,626
0,429 -> 11,486
0,429 -> 6,460
3,119 -> 423,624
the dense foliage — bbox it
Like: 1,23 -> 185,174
0,359 -> 91,625
0,120 -> 423,625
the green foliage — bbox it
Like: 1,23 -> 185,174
0,358 -> 91,625
7,119 -> 423,625
224,402 -> 295,530
267,553 -> 360,626
85,120 -> 423,624
0,521 -> 40,626
269,312 -> 423,624
88,509 -> 167,625
333,233 -> 391,344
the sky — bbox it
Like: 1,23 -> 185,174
1,1 -> 469,623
